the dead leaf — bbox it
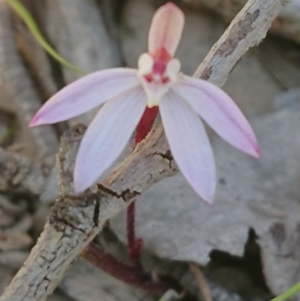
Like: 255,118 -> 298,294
112,108 -> 300,297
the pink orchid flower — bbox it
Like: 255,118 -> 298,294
30,2 -> 259,203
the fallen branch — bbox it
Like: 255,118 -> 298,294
0,0 -> 285,300
0,1 -> 58,163
182,0 -> 300,45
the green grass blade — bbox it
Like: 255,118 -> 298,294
6,0 -> 85,75
271,282 -> 300,301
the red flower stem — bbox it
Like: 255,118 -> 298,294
127,201 -> 136,250
127,107 -> 159,262
82,242 -> 173,295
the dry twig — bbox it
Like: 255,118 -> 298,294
189,263 -> 212,301
0,146 -> 47,195
182,0 -> 300,45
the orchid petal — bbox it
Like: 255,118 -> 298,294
74,86 -> 147,193
30,68 -> 140,126
148,2 -> 184,56
172,76 -> 259,157
159,91 -> 215,203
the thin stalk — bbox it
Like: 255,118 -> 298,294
126,107 -> 159,262
82,242 -> 172,295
